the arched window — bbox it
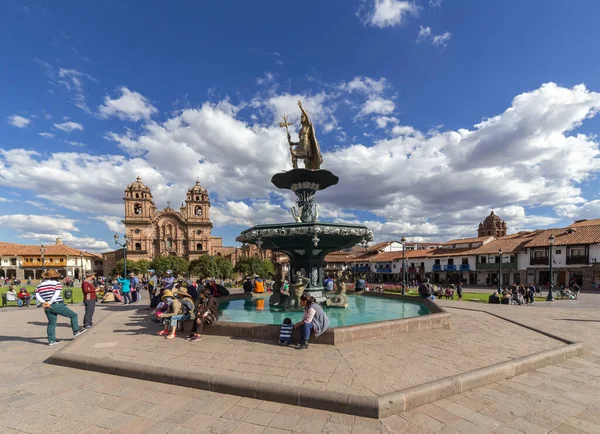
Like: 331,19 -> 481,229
135,193 -> 140,199
135,243 -> 141,251
196,243 -> 202,251
134,203 -> 142,215
195,195 -> 200,200
166,238 -> 173,249
194,206 -> 202,216
216,252 -> 222,257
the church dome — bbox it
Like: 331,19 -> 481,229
188,180 -> 207,194
126,176 -> 151,193
483,210 -> 502,224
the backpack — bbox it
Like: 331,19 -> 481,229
180,298 -> 195,315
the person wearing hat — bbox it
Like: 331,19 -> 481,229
243,277 -> 253,293
82,270 -> 99,328
35,269 -> 87,346
129,272 -> 140,303
156,289 -> 189,339
162,270 -> 175,290
185,279 -> 199,301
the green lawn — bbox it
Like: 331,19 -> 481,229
384,288 -> 548,303
1,285 -> 84,306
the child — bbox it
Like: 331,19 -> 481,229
279,318 -> 293,346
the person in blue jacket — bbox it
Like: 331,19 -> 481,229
117,274 -> 132,305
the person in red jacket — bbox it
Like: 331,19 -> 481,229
18,287 -> 31,307
82,270 -> 99,328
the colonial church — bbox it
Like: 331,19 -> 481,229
121,177 -> 249,262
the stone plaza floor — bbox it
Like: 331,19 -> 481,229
1,295 -> 600,433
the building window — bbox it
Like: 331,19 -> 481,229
480,256 -> 487,264
135,193 -> 140,198
435,259 -> 440,265
196,230 -> 201,235
135,243 -> 141,251
134,203 -> 142,215
462,258 -> 468,265
569,247 -> 586,257
194,206 -> 202,216
135,229 -> 140,234
196,243 -> 202,251
555,249 -> 561,254
195,195 -> 200,200
448,259 -> 454,266
166,238 -> 173,249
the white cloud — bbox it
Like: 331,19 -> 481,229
57,68 -> 96,112
375,116 -> 398,128
19,231 -> 110,251
53,121 -> 84,132
364,0 -> 418,28
339,77 -> 387,95
2,82 -> 600,245
417,25 -> 452,47
8,115 -> 31,128
429,0 -> 443,7
0,214 -> 78,232
556,201 -> 600,221
24,200 -> 54,211
98,87 -> 158,122
38,132 -> 54,138
94,215 -> 125,233
256,72 -> 275,85
65,140 -> 85,147
359,97 -> 395,116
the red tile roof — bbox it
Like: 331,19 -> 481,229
370,249 -> 434,262
569,219 -> 600,228
525,226 -> 600,247
468,233 -> 538,255
445,236 -> 495,245
0,242 -> 95,257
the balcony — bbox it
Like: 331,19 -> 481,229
460,264 -> 470,271
432,264 -> 441,272
566,256 -> 589,265
444,264 -> 457,271
129,250 -> 148,255
375,267 -> 392,273
476,261 -> 517,270
352,266 -> 371,272
530,257 -> 549,265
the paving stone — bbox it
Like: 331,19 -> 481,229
222,406 -> 255,422
244,409 -> 277,426
115,417 -> 157,434
263,428 -> 291,434
230,422 -> 265,434
269,414 -> 302,431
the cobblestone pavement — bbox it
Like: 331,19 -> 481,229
1,296 -> 600,433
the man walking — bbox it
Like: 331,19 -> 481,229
35,270 -> 87,346
82,270 -> 98,328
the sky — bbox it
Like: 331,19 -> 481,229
2,0 -> 600,252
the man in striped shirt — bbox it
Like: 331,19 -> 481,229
36,269 -> 87,346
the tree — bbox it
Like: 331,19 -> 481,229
110,259 -> 138,277
150,255 -> 189,276
214,255 -> 234,280
189,255 -> 217,279
260,259 -> 276,279
234,256 -> 276,279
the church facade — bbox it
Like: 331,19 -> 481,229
120,177 -> 262,264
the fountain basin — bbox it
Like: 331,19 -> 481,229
201,292 -> 450,345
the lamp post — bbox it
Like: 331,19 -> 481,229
40,244 -> 46,275
401,236 -> 406,295
80,252 -> 84,281
498,248 -> 503,292
114,234 -> 128,276
547,234 -> 555,302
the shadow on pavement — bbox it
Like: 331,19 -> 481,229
558,318 -> 600,323
0,335 -> 58,345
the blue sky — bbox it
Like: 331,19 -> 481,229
1,0 -> 600,251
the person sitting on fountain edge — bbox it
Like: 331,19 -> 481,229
279,318 -> 294,346
418,278 -> 435,300
294,294 -> 330,350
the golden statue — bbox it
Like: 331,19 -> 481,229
280,100 -> 323,170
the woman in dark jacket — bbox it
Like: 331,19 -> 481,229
187,289 -> 218,342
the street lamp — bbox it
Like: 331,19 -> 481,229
114,233 -> 128,276
401,236 -> 406,295
547,234 -> 555,302
498,248 -> 503,292
80,252 -> 84,281
40,244 -> 46,274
